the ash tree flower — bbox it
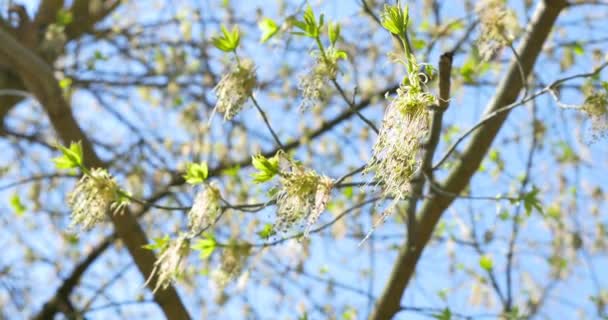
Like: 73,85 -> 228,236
211,241 -> 252,290
211,24 -> 257,121
291,5 -> 347,109
213,59 -> 257,120
299,47 -> 344,109
366,54 -> 437,202
188,183 -> 222,234
145,235 -> 190,293
475,0 -> 520,61
581,86 -> 608,141
68,168 -> 125,230
275,157 -> 334,235
251,153 -> 334,235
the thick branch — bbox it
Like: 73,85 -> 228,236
369,1 -> 567,319
0,28 -> 191,320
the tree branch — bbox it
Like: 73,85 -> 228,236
369,1 -> 568,319
0,27 -> 191,320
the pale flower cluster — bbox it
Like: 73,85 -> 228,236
275,159 -> 333,235
366,55 -> 436,201
188,183 -> 221,234
68,168 -> 122,230
475,0 -> 520,60
298,48 -> 340,109
213,60 -> 256,120
146,235 -> 190,293
582,90 -> 608,141
211,243 -> 252,290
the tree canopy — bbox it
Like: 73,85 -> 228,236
1,0 -> 608,319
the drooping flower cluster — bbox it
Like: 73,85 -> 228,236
582,89 -> 608,141
188,183 -> 221,234
146,235 -> 190,293
475,0 -> 520,60
366,54 -> 436,201
68,168 -> 123,230
211,242 -> 252,290
213,60 -> 256,120
298,48 -> 341,109
275,157 -> 334,234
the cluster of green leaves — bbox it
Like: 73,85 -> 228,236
258,18 -> 280,43
191,233 -> 217,259
183,162 -> 209,185
291,6 -> 325,39
53,141 -> 83,169
56,9 -> 73,26
212,25 -> 241,52
381,2 -> 409,39
142,235 -> 171,252
251,154 -> 280,183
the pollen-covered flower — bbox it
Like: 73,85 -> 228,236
275,157 -> 333,234
475,0 -> 520,60
188,183 -> 221,234
582,90 -> 608,141
298,48 -> 341,109
366,55 -> 435,201
213,60 -> 256,120
68,168 -> 123,230
212,242 -> 251,290
146,235 -> 190,293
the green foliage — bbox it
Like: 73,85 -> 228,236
521,187 -> 543,216
381,2 -> 409,38
56,9 -> 73,26
432,308 -> 452,320
328,22 -> 340,46
9,193 -> 26,216
479,254 -> 493,271
183,162 -> 209,185
143,235 -> 171,251
259,18 -> 280,43
212,25 -> 241,52
59,78 -> 72,89
53,141 -> 83,170
191,234 -> 217,259
291,5 -> 324,39
256,223 -> 276,239
251,154 -> 280,183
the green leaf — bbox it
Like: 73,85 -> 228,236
56,9 -> 73,26
328,22 -> 340,46
259,18 -> 280,43
59,78 -> 72,89
257,223 -> 276,239
53,141 -> 83,170
479,254 -> 493,271
432,308 -> 452,320
191,234 -> 217,259
381,3 -> 409,37
142,235 -> 170,251
212,25 -> 240,52
251,154 -> 280,183
9,193 -> 26,216
522,186 -> 543,216
183,162 -> 209,185
292,5 -> 322,38
571,42 -> 584,56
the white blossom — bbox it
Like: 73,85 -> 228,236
188,183 -> 221,234
476,0 -> 520,60
68,168 -> 123,230
213,60 -> 256,120
146,235 -> 190,293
